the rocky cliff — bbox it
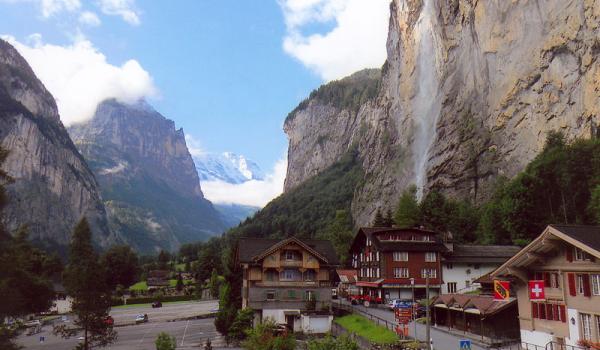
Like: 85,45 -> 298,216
68,100 -> 226,253
0,39 -> 114,248
284,0 -> 600,226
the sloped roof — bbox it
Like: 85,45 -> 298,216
373,239 -> 446,252
444,245 -> 521,263
550,225 -> 600,251
336,269 -> 357,283
433,294 -> 516,316
237,237 -> 339,265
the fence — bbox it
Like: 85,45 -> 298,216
521,342 -> 586,350
332,302 -> 399,333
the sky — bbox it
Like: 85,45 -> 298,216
0,0 -> 390,207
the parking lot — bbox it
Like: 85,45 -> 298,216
16,300 -> 223,349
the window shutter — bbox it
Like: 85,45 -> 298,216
568,273 -> 577,296
544,272 -> 550,286
559,305 -> 566,323
315,292 -> 319,301
539,303 -> 546,319
584,274 -> 592,297
532,302 -> 538,318
546,304 -> 553,320
553,304 -> 559,321
566,247 -> 573,262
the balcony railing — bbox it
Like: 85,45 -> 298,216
254,281 -> 333,288
280,259 -> 303,267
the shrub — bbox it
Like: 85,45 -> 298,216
241,319 -> 295,350
307,334 -> 359,350
155,332 -> 176,350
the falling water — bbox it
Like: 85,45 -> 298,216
412,0 -> 441,201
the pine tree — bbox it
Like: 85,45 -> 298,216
383,208 -> 395,227
54,218 -> 116,350
394,185 -> 420,228
176,273 -> 184,292
372,208 -> 386,227
209,268 -> 220,298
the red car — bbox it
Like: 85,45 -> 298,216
104,316 -> 114,326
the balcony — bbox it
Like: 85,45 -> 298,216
254,281 -> 333,288
280,259 -> 303,267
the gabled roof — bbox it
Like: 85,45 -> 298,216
433,294 -> 516,316
252,237 -> 329,263
237,237 -> 339,265
444,245 -> 521,263
336,269 -> 357,283
492,225 -> 600,279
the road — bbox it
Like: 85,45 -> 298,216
338,301 -> 512,350
17,300 -> 226,350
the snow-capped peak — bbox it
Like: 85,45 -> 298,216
193,152 -> 265,184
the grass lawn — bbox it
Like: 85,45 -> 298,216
175,263 -> 186,271
335,314 -> 399,344
129,281 -> 148,292
168,279 -> 193,287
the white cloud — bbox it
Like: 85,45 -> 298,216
0,0 -> 81,17
184,134 -> 205,158
280,0 -> 390,81
79,10 -> 101,26
97,0 -> 140,25
201,156 -> 288,208
2,34 -> 157,126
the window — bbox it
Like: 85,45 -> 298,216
285,250 -> 297,260
446,263 -> 453,269
266,270 -> 276,281
376,268 -> 380,278
550,273 -> 560,289
393,267 -> 409,278
578,274 -> 585,295
448,282 -> 457,293
474,264 -> 480,270
574,247 -> 590,261
305,270 -> 316,281
305,290 -> 315,301
465,280 -> 471,288
592,275 -> 600,296
423,235 -> 431,242
581,313 -> 592,341
287,290 -> 296,299
425,252 -> 436,262
393,252 -> 408,261
266,290 -> 276,300
281,269 -> 299,281
596,316 -> 600,339
421,268 -> 436,278
376,252 -> 380,261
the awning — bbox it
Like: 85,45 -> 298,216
283,310 -> 301,316
356,279 -> 384,287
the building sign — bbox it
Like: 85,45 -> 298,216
529,280 -> 546,301
494,280 -> 510,300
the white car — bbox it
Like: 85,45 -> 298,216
135,314 -> 148,324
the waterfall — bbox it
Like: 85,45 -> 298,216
412,0 -> 441,201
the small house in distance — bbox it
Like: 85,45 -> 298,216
236,237 -> 339,334
147,270 -> 170,290
492,225 -> 600,348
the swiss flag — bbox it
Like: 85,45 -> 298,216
529,280 -> 546,301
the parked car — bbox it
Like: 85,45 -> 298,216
331,288 -> 338,299
104,316 -> 114,326
151,301 -> 162,308
135,314 -> 148,324
363,295 -> 383,304
348,294 -> 362,305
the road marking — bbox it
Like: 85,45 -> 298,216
181,320 -> 190,346
138,322 -> 157,347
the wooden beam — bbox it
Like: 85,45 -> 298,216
506,267 -> 528,283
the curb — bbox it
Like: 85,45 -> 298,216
113,313 -> 217,328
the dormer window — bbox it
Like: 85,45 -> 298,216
574,247 -> 591,261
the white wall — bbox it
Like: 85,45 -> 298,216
51,297 -> 72,314
521,329 -> 554,347
301,315 -> 333,334
441,263 -> 499,293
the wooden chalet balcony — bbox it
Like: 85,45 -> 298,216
280,259 -> 303,267
254,280 -> 333,288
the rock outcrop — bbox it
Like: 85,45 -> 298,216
69,100 -> 227,253
0,39 -> 114,248
284,0 -> 600,226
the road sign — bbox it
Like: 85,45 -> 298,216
494,280 -> 510,300
460,339 -> 471,350
529,280 -> 546,301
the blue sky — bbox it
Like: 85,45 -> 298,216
0,0 -> 389,206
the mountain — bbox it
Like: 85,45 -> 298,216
194,152 -> 265,184
283,0 -> 600,227
0,39 -> 115,251
68,99 -> 227,253
214,203 -> 259,227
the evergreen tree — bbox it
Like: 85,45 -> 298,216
209,268 -> 220,298
394,185 -> 420,228
383,208 -> 395,227
157,250 -> 170,270
318,210 -> 354,264
176,273 -> 184,292
214,247 -> 242,338
101,245 -> 139,290
372,208 -> 386,227
54,218 -> 116,350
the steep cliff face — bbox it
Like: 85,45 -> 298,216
0,39 -> 114,248
284,0 -> 600,226
68,100 -> 226,253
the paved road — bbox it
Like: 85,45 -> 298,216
17,318 -> 226,350
338,301 -> 512,350
110,300 -> 218,325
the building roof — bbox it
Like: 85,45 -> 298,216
237,237 -> 339,265
360,227 -> 437,236
336,269 -> 357,283
373,239 -> 446,252
492,225 -> 600,280
444,245 -> 521,263
433,294 -> 516,316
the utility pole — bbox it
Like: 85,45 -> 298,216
426,273 -> 431,350
411,277 -> 416,340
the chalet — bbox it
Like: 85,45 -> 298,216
441,243 -> 521,294
349,227 -> 445,301
236,237 -> 339,333
336,269 -> 358,298
492,225 -> 600,348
